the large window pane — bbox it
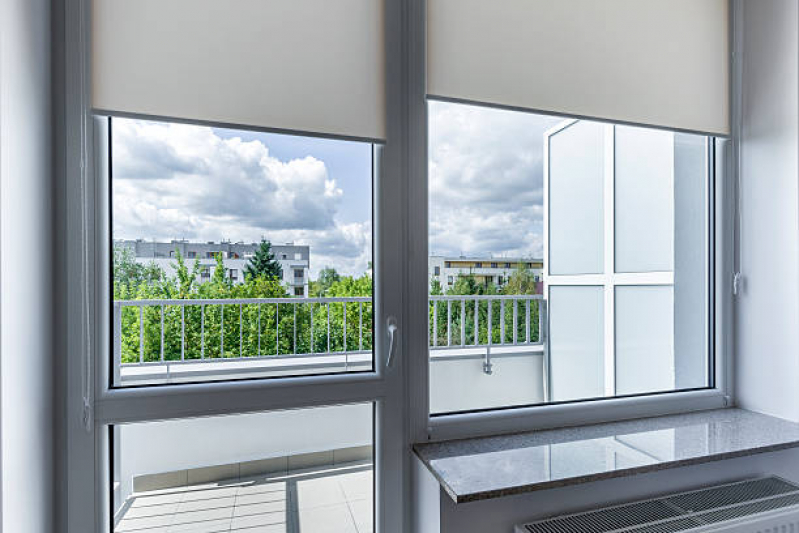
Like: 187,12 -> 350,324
112,404 -> 373,533
110,117 -> 374,386
428,101 -> 712,414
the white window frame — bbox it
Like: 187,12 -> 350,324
406,0 -> 734,443
62,0 -> 411,531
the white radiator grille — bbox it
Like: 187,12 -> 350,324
519,477 -> 799,533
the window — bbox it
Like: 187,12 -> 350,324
504,262 -> 511,269
434,266 -> 440,275
447,276 -> 453,284
428,101 -> 712,414
187,251 -> 196,259
113,404 -> 374,533
445,261 -> 451,268
475,262 -> 482,268
110,118 -> 375,387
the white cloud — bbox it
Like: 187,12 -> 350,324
112,119 -> 369,277
428,101 -> 561,259
113,102 -> 560,279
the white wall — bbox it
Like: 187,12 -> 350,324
736,0 -> 799,422
0,0 -> 55,531
119,403 -> 372,502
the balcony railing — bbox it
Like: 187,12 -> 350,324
113,294 -> 547,387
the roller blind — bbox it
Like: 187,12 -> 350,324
92,0 -> 385,142
428,0 -> 729,136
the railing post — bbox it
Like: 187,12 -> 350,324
310,302 -> 314,354
487,298 -> 493,346
160,304 -> 165,362
474,298 -> 478,346
343,301 -> 347,353
359,301 -> 363,351
326,303 -> 330,353
113,303 -> 122,385
276,303 -> 280,355
460,299 -> 465,346
201,304 -> 205,359
139,306 -> 144,363
526,300 -> 531,343
181,305 -> 185,361
513,300 -> 518,345
447,300 -> 451,346
220,304 -> 225,358
500,299 -> 505,344
239,304 -> 243,358
433,300 -> 438,347
293,302 -> 297,355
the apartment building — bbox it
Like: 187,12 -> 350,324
428,255 -> 543,293
116,240 -> 310,296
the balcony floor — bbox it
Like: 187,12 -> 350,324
115,461 -> 373,533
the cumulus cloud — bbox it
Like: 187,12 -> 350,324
428,101 -> 561,259
113,102 -> 560,279
112,119 -> 369,276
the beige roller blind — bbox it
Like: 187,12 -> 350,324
93,0 -> 385,141
428,0 -> 729,136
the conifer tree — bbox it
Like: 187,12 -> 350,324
244,239 -> 283,281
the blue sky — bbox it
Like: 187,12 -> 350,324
111,102 -> 561,278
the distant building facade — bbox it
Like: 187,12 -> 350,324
428,255 -> 543,293
116,240 -> 310,296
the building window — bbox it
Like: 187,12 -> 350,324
490,262 -> 497,268
475,262 -> 482,268
504,262 -> 511,269
294,287 -> 304,296
187,251 -> 196,259
281,253 -> 287,259
498,276 -> 504,285
294,269 -> 303,279
434,266 -> 440,275
206,252 -> 216,259
228,269 -> 238,280
295,253 -> 302,260
447,276 -> 453,284
445,261 -> 451,268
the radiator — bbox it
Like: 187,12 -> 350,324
515,477 -> 799,533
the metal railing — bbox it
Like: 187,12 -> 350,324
113,294 -> 547,384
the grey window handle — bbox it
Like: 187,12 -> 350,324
386,316 -> 398,368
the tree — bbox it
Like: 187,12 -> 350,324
311,267 -> 341,297
244,239 -> 283,281
501,265 -> 539,295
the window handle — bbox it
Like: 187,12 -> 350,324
386,316 -> 398,368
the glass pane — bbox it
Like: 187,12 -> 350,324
615,285 -> 674,396
112,404 -> 373,533
427,101 -> 560,414
549,285 -> 605,402
674,133 -> 710,390
110,118 -> 374,386
614,126 -> 674,273
548,121 -> 605,275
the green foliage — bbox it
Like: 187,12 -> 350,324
114,246 -> 375,364
310,267 -> 341,297
428,271 -> 541,347
243,239 -> 283,281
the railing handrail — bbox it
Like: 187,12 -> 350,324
114,296 -> 371,306
113,294 -> 541,306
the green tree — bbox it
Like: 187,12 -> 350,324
244,239 -> 283,281
501,265 -> 539,295
311,267 -> 341,297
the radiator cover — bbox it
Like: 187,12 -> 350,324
516,477 -> 799,533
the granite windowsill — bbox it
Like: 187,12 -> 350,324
413,408 -> 799,503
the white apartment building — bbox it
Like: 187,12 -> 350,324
116,240 -> 310,296
428,255 -> 543,293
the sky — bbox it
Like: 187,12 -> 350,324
112,102 -> 562,278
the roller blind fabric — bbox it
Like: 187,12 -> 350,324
427,0 -> 729,136
92,0 -> 386,141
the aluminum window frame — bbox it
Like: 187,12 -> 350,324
62,0 -> 410,531
406,0 -> 734,443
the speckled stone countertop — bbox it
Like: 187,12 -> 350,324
413,409 -> 799,503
